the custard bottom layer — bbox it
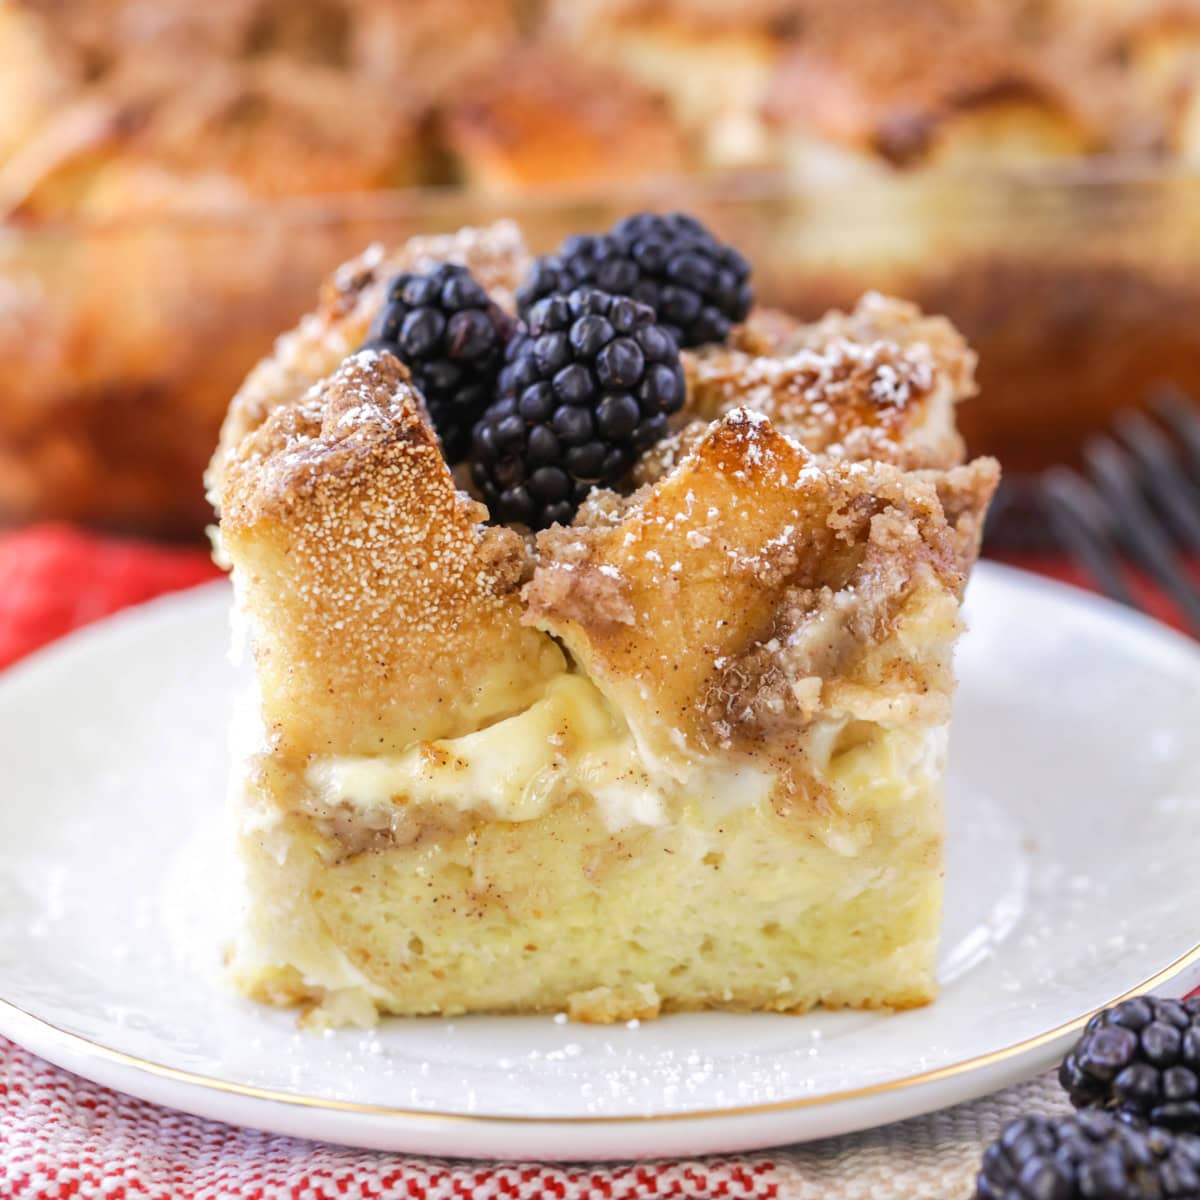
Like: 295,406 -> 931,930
229,674 -> 947,1026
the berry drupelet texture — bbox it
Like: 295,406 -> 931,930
975,1111 -> 1200,1200
364,263 -> 514,462
518,212 -> 753,349
1060,997 -> 1200,1135
470,287 -> 686,529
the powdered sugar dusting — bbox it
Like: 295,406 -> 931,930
689,334 -> 940,462
679,291 -> 976,477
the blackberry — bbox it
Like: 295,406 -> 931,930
518,212 -> 753,348
1060,997 -> 1200,1134
975,1111 -> 1200,1200
364,263 -> 514,461
469,287 -> 685,529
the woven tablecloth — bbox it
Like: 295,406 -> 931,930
0,523 -> 1191,1200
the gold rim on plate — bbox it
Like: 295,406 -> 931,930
1,942 -> 1197,1125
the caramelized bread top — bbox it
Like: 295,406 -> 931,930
9,0 -> 1200,222
443,48 -> 690,191
3,0 -> 523,217
762,1 -> 1102,166
215,223 -> 998,772
528,408 -> 997,771
678,292 -> 976,473
1,55 -> 425,220
211,225 -> 978,503
220,350 -> 564,757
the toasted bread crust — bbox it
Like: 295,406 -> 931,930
219,349 -> 563,756
527,408 -> 998,766
646,293 -> 975,486
215,225 -> 997,765
216,232 -> 996,771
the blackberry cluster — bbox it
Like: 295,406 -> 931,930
469,288 -> 685,529
364,263 -> 514,461
518,212 -> 753,348
1060,997 -> 1200,1134
974,1111 -> 1200,1200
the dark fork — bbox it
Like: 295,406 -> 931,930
1038,388 -> 1200,637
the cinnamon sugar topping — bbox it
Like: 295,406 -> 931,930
528,403 -> 997,765
220,350 -> 523,641
219,349 -> 563,756
207,221 -> 530,506
214,224 -> 997,773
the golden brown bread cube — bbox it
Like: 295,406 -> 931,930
218,351 -> 563,756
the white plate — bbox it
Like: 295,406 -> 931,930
0,563 -> 1198,1162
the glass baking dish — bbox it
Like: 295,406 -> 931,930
3,163 -> 1198,538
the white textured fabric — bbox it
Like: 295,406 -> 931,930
0,1033 -> 1071,1200
773,1074 -> 1067,1199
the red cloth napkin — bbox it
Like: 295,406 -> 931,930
0,1032 -> 775,1199
0,524 -> 223,672
0,523 -> 1192,1199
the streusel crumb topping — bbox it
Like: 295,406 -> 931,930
685,292 -> 975,472
207,220 -> 529,506
215,227 -> 997,762
527,404 -> 997,761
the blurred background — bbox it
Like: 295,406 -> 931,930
4,0 -> 1200,566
